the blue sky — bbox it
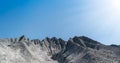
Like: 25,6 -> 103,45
0,0 -> 120,45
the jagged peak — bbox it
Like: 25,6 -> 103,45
51,37 -> 58,40
67,36 -> 102,49
58,38 -> 65,42
76,36 -> 101,44
45,37 -> 50,40
19,35 -> 28,42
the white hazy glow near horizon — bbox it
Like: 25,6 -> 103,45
101,0 -> 120,44
100,0 -> 120,44
74,0 -> 120,44
111,0 -> 120,9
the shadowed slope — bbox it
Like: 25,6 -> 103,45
0,35 -> 120,63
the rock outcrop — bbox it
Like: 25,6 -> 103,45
0,35 -> 120,63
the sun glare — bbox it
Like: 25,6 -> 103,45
110,0 -> 120,10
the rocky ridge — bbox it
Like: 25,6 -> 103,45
0,35 -> 120,63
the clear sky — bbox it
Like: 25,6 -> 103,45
0,0 -> 120,45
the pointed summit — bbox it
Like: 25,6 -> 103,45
19,35 -> 28,42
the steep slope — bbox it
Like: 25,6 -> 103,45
52,36 -> 120,63
0,35 -> 120,63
